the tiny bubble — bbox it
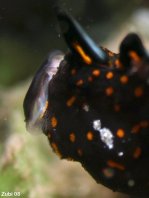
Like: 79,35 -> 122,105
118,152 -> 124,157
58,34 -> 61,38
128,179 -> 135,187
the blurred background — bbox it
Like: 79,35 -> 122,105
0,0 -> 149,197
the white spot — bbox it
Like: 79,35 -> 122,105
118,152 -> 124,157
82,104 -> 90,112
93,120 -> 114,149
57,34 -> 61,38
128,179 -> 135,187
100,128 -> 114,149
93,120 -> 101,131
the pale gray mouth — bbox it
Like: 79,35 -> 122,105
24,50 -> 64,134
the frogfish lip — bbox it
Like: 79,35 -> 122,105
23,50 -> 64,133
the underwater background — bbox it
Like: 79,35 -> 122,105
0,0 -> 149,197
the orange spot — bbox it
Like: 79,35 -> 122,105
131,124 -> 140,134
77,149 -> 83,156
69,133 -> 76,142
132,121 -> 149,134
73,43 -> 92,64
115,59 -> 123,69
116,128 -> 125,138
92,69 -> 101,77
140,120 -> 149,128
66,96 -> 76,107
106,72 -> 114,79
108,51 -> 114,57
40,101 -> 49,119
134,86 -> 144,97
114,104 -> 121,112
48,133 -> 51,139
51,143 -> 62,158
129,51 -> 141,63
71,69 -> 77,75
51,143 -> 57,151
88,76 -> 93,82
76,79 -> 84,86
120,75 -> 129,84
51,117 -> 58,128
105,87 -> 114,96
102,168 -> 114,178
86,131 -> 94,141
107,160 -> 125,171
133,147 -> 142,159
